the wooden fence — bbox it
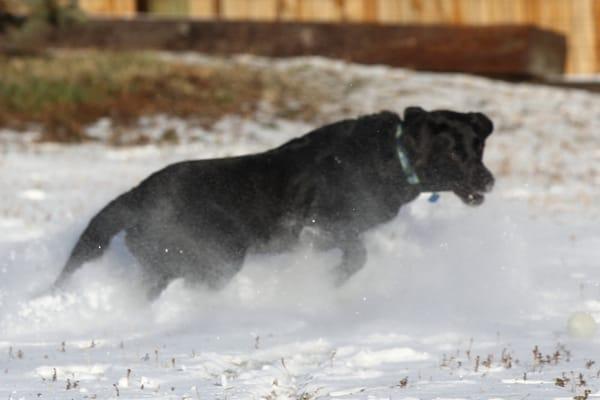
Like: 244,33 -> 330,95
73,0 -> 600,74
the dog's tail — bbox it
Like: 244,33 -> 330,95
54,190 -> 138,289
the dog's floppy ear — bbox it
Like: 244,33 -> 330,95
469,112 -> 493,138
403,106 -> 426,123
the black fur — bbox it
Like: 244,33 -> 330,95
55,108 -> 494,298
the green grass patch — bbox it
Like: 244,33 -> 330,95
0,50 -> 335,142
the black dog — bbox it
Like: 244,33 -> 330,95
54,107 -> 494,298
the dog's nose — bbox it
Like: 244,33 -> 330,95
482,172 -> 495,192
474,167 -> 495,192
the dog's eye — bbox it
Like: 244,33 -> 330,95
449,151 -> 460,161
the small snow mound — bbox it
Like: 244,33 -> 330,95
350,347 -> 430,367
567,312 -> 598,339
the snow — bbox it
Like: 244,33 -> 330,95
1,55 -> 600,399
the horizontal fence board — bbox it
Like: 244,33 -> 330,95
3,0 -> 595,73
44,18 -> 566,78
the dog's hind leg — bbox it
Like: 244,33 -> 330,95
124,227 -> 179,300
187,233 -> 247,291
144,273 -> 174,300
333,237 -> 367,287
125,221 -> 248,299
177,213 -> 249,290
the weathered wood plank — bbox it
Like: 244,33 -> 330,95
45,18 -> 566,78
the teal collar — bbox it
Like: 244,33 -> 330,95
395,124 -> 420,185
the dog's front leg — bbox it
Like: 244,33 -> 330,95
334,237 -> 367,287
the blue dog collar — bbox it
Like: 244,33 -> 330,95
395,124 -> 420,185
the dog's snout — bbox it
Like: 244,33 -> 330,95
485,177 -> 495,192
473,167 -> 494,192
482,171 -> 495,192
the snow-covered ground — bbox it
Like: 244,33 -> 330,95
1,56 -> 599,399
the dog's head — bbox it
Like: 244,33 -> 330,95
400,106 -> 495,205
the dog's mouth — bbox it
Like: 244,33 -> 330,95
454,179 -> 494,206
453,170 -> 495,206
454,190 -> 486,206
